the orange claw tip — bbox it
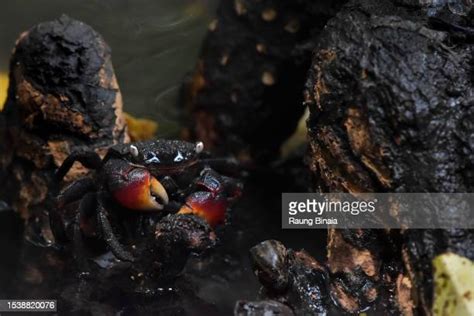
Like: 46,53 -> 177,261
112,169 -> 168,211
178,192 -> 228,227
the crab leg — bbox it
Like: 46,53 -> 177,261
96,195 -> 135,262
57,177 -> 96,208
198,157 -> 246,178
56,150 -> 103,181
50,179 -> 96,243
71,192 -> 96,269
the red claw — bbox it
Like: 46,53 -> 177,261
178,191 -> 228,227
110,167 -> 169,211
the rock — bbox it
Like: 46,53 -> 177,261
249,240 -> 289,293
248,240 -> 330,315
133,214 -> 217,288
0,15 -> 128,223
286,250 -> 329,315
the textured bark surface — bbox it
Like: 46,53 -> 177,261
182,0 -> 347,162
0,15 -> 128,225
306,0 -> 473,314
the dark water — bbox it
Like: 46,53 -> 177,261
0,0 -> 217,136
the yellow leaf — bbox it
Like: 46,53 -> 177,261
280,108 -> 309,159
433,252 -> 474,316
124,112 -> 158,142
0,72 -> 8,111
184,2 -> 206,17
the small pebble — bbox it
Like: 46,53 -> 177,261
220,54 -> 229,66
231,92 -> 238,103
262,71 -> 276,86
262,8 -> 277,21
256,43 -> 267,54
208,19 -> 218,32
284,18 -> 300,33
234,0 -> 247,16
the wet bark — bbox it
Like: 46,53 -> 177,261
182,0 -> 347,163
0,15 -> 128,231
248,240 -> 331,315
306,0 -> 473,314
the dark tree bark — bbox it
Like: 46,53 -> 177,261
0,15 -> 128,231
182,0 -> 347,162
306,0 -> 473,314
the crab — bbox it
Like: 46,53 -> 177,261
51,139 -> 242,262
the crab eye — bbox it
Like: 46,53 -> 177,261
174,151 -> 184,162
144,152 -> 160,164
195,141 -> 204,154
129,145 -> 139,157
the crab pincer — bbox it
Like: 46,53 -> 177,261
104,160 -> 169,211
178,168 -> 242,227
178,191 -> 229,227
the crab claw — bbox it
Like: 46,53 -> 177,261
111,168 -> 169,211
178,191 -> 228,227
